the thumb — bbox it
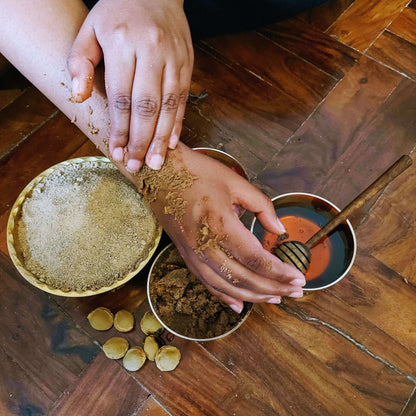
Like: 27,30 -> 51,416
235,181 -> 286,235
67,20 -> 102,102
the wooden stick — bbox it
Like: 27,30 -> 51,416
306,155 -> 413,248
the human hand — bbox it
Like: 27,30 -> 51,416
67,0 -> 193,171
145,144 -> 306,314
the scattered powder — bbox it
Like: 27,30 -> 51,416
88,121 -> 99,134
16,160 -> 159,292
133,151 -> 196,225
220,261 -> 233,281
195,215 -> 228,255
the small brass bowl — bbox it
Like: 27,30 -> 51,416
251,193 -> 357,290
147,243 -> 253,342
7,156 -> 162,297
192,147 -> 248,180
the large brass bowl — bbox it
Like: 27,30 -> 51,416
7,156 -> 162,297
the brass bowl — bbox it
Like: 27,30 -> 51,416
192,147 -> 248,180
7,156 -> 162,297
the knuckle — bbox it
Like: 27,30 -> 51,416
148,26 -> 167,45
161,93 -> 179,112
112,23 -> 130,41
111,94 -> 131,113
133,97 -> 159,118
178,89 -> 188,105
246,254 -> 272,273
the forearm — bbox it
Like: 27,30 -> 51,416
0,0 -> 110,156
0,0 -> 305,307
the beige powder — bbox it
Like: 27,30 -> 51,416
16,160 -> 159,292
133,151 -> 196,225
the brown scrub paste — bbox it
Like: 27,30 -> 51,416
149,245 -> 250,339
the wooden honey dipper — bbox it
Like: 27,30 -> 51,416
273,155 -> 413,274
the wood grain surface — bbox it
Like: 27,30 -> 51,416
0,1 -> 415,415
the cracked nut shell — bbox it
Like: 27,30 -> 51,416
123,347 -> 147,371
87,307 -> 113,331
114,309 -> 134,332
143,335 -> 162,361
155,345 -> 181,371
103,337 -> 129,359
140,311 -> 164,335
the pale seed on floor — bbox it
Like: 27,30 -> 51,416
114,309 -> 134,332
103,337 -> 129,359
87,307 -> 113,331
143,335 -> 162,361
140,311 -> 164,335
155,345 -> 181,371
123,347 -> 147,371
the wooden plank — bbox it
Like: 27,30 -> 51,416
400,387 -> 416,416
253,283 -> 416,414
388,7 -> 416,44
367,31 -> 416,80
49,354 -> 149,416
0,251 -> 100,403
184,43 -> 296,175
202,31 -> 337,109
295,0 -> 356,31
316,77 -> 416,207
0,111 -> 88,215
327,0 -> 409,52
259,17 -> 361,80
256,55 -> 402,199
134,396 -> 171,416
57,290 -> 276,416
0,210 -> 9,255
202,309 -> 380,415
329,250 -> 416,350
355,156 -> 416,283
0,87 -> 57,161
0,345 -> 53,416
0,89 -> 25,112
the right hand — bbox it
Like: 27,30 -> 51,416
149,144 -> 306,314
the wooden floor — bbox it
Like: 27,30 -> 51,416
1,0 -> 415,415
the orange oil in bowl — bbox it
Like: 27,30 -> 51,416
262,215 -> 331,281
252,194 -> 356,290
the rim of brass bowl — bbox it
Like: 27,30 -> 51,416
192,147 -> 249,181
250,192 -> 357,291
7,156 -> 162,297
147,243 -> 253,342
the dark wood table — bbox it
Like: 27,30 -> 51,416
1,1 -> 415,415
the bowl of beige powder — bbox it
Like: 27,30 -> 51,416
147,243 -> 253,342
7,157 -> 162,296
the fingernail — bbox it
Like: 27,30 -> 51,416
290,278 -> 306,286
71,78 -> 83,103
112,147 -> 124,162
148,154 -> 163,170
229,304 -> 243,314
276,218 -> 286,234
168,134 -> 179,149
126,159 -> 142,172
288,291 -> 303,298
267,297 -> 281,304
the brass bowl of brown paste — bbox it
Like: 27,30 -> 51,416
147,243 -> 252,341
7,157 -> 162,297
